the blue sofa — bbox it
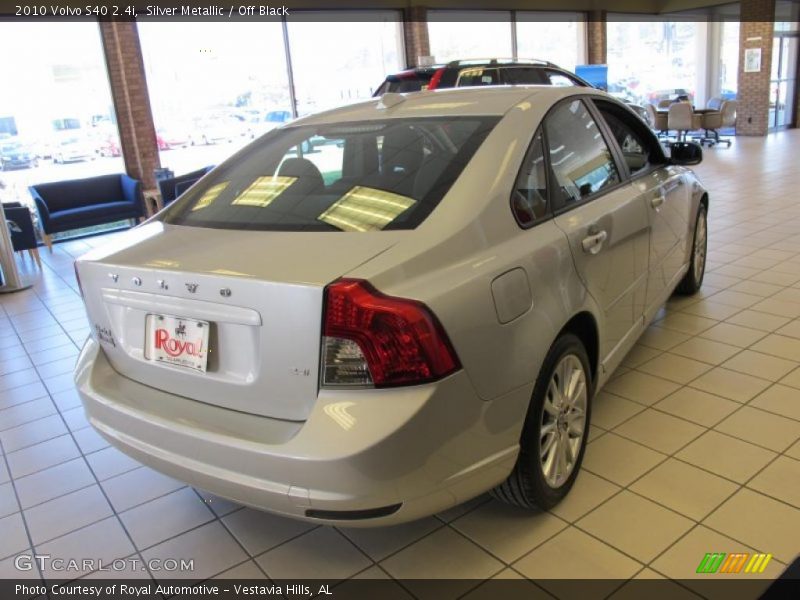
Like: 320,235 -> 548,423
29,174 -> 144,250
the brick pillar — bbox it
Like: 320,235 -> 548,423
587,11 -> 606,65
404,7 -> 430,68
736,0 -> 776,136
99,20 -> 160,189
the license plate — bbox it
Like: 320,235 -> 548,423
145,314 -> 210,372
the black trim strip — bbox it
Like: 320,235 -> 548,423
305,503 -> 402,520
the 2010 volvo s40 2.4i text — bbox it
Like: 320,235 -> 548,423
74,86 -> 708,525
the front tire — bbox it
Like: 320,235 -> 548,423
492,333 -> 592,510
675,203 -> 707,295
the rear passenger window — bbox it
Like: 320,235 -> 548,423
544,99 -> 621,207
511,129 -> 548,227
502,67 -> 548,85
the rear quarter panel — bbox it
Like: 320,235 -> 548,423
349,92 -> 598,404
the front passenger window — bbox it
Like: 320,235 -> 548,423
595,109 -> 651,175
544,99 -> 621,207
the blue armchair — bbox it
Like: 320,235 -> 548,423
29,173 -> 145,251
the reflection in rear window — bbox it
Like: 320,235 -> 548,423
163,117 -> 498,232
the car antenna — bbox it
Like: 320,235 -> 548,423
377,93 -> 405,109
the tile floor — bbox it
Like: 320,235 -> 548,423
2,131 -> 800,596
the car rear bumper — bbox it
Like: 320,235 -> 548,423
75,337 -> 526,525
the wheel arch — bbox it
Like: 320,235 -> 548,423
557,310 -> 600,387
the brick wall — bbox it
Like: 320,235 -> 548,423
587,11 -> 607,65
404,7 -> 430,68
736,0 -> 776,136
99,20 -> 161,189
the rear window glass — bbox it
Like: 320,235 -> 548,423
501,67 -> 548,85
163,117 -> 499,232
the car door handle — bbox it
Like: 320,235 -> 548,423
651,193 -> 666,209
581,230 -> 608,254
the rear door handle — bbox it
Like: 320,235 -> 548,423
581,230 -> 608,254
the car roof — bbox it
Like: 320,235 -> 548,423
292,86 -> 604,125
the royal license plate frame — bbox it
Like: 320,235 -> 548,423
145,313 -> 210,372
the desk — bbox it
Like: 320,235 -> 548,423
656,108 -> 720,116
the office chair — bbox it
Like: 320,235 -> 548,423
668,102 -> 694,142
646,104 -> 670,140
717,100 -> 737,147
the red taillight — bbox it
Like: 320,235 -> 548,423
427,67 -> 446,91
322,278 -> 460,388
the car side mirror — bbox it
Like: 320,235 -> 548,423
669,141 -> 703,166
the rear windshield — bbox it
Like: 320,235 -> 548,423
163,117 -> 499,232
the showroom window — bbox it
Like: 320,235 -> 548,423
719,21 -> 740,98
428,11 -> 513,62
607,18 -> 708,109
0,22 -> 124,227
138,21 -> 291,173
286,11 -> 404,116
515,12 -> 587,70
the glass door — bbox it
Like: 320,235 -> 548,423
770,35 -> 798,129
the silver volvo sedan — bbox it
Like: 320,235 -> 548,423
74,86 -> 708,525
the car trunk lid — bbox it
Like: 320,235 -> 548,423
76,222 -> 402,421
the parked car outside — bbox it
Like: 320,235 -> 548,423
646,87 -> 695,105
374,58 -> 592,96
53,135 -> 95,163
237,109 -> 293,139
74,86 -> 708,526
157,126 -> 190,150
0,138 -> 38,170
189,115 -> 249,145
95,133 -> 121,158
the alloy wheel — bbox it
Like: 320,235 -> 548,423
539,354 -> 587,488
694,210 -> 707,283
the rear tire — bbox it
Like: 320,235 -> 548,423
492,333 -> 592,510
675,203 -> 707,295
